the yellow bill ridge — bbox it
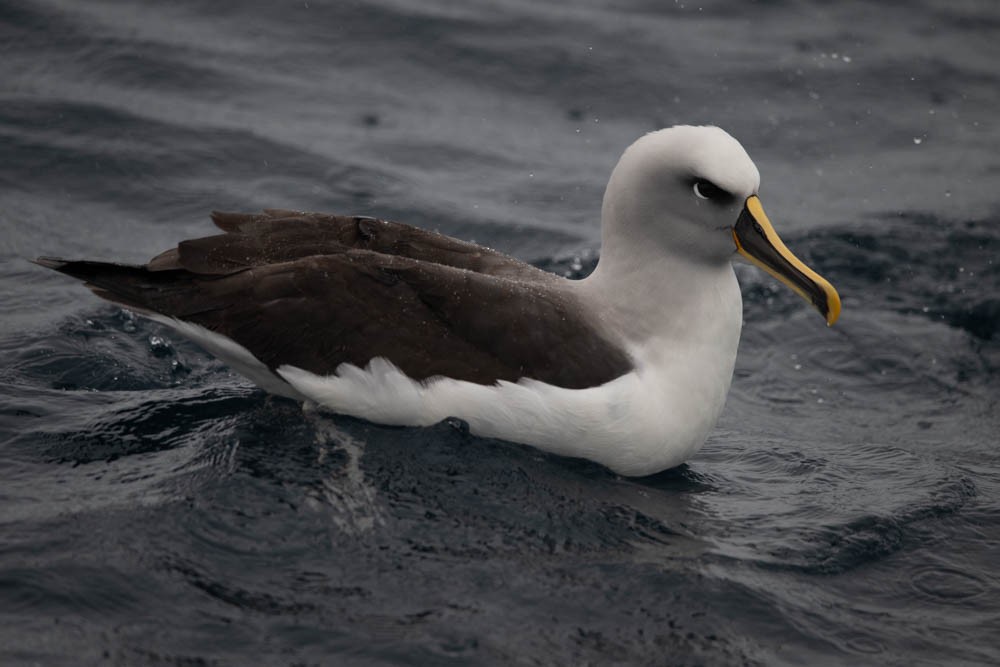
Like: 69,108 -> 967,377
732,195 -> 841,325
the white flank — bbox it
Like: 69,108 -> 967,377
277,335 -> 737,477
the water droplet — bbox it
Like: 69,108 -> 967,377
170,358 -> 190,377
148,335 -> 174,357
121,318 -> 136,334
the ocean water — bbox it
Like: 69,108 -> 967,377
2,0 -> 999,665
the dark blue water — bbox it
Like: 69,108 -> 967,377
2,1 -> 999,664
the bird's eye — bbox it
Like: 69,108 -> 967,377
693,179 -> 726,201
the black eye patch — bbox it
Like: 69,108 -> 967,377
691,178 -> 735,205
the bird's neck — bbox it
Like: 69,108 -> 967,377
578,240 -> 742,349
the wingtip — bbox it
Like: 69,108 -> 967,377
32,256 -> 69,270
262,208 -> 303,218
211,208 -> 306,232
210,210 -> 249,232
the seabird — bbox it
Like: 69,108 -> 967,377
35,125 -> 840,476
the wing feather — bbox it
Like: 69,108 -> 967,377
36,212 -> 633,388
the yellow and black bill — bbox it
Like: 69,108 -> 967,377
732,195 -> 841,326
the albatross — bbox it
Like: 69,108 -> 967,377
35,125 -> 840,476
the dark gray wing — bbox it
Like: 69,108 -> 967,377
36,230 -> 632,388
148,210 -> 554,282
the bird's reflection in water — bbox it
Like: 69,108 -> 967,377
304,405 -> 385,535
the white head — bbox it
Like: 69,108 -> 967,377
600,125 -> 760,265
594,125 -> 840,325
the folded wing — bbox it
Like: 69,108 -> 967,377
36,212 -> 632,389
